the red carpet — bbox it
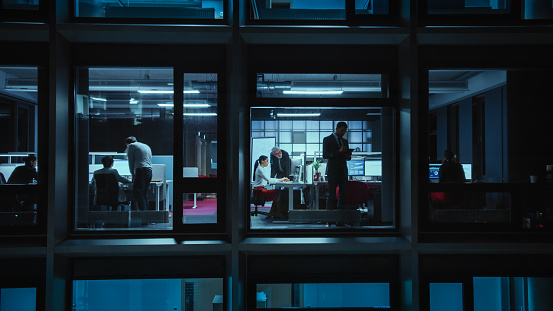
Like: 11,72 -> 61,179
183,198 -> 218,215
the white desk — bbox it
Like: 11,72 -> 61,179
274,181 -> 309,211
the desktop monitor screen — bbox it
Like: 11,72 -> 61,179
429,164 -> 440,179
347,160 -> 365,176
364,160 -> 382,176
462,163 -> 472,181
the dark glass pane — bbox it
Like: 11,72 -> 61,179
523,0 -> 553,19
429,283 -> 463,311
1,0 -> 39,10
75,0 -> 224,19
428,0 -> 509,15
256,283 -> 390,309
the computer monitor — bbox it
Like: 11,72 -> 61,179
364,160 -> 382,176
347,160 -> 365,176
461,163 -> 472,181
429,164 -> 441,179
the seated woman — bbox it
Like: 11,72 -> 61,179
253,155 -> 289,219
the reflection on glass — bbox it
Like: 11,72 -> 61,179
0,288 -> 37,311
250,0 -> 388,20
0,66 -> 39,225
429,191 -> 511,223
183,73 -> 217,179
183,193 -> 217,224
523,0 -> 553,19
1,0 -> 39,10
250,107 -> 393,230
472,277 -> 553,310
75,67 -> 173,231
257,73 -> 384,98
430,283 -> 463,311
75,0 -> 224,19
256,283 -> 390,309
72,278 -> 223,311
428,0 -> 509,15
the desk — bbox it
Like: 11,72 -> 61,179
274,181 -> 309,211
117,180 -> 172,211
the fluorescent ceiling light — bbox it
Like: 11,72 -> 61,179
4,88 -> 37,92
183,113 -> 217,116
137,90 -> 200,94
283,90 -> 343,95
91,97 -> 107,102
277,113 -> 321,117
157,103 -> 210,107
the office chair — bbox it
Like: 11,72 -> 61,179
0,172 -> 23,212
93,174 -> 123,211
250,188 -> 270,216
336,180 -> 371,206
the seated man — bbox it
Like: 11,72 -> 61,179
91,156 -> 132,205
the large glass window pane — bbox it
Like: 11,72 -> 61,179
182,73 -> 217,178
0,288 -> 36,311
428,0 -> 509,15
0,66 -> 40,226
1,0 -> 38,10
182,193 -> 217,224
72,278 -> 223,311
75,67 -> 173,231
250,106 -> 393,230
430,283 -> 463,311
523,0 -> 553,19
256,283 -> 390,309
257,74 -> 385,99
250,0 -> 388,21
75,0 -> 224,19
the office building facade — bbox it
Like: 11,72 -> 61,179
2,0 -> 553,310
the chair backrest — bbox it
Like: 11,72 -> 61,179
183,167 -> 199,177
337,180 -> 370,204
0,172 -> 6,185
152,164 -> 166,198
251,188 -> 266,206
94,174 -> 120,209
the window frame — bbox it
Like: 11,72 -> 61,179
418,45 -> 553,239
246,45 -> 400,235
0,43 -> 49,236
70,44 -> 228,237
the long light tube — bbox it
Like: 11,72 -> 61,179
282,90 -> 343,95
138,90 -> 200,94
277,113 -> 321,117
183,113 -> 217,116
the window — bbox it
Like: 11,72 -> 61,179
72,278 -> 223,310
425,68 -> 553,232
0,287 -> 37,311
75,67 -> 174,231
248,0 -> 392,25
523,0 -> 553,19
427,0 -> 509,15
0,66 -> 41,228
250,73 -> 394,231
1,0 -> 38,10
256,283 -> 390,309
75,0 -> 225,21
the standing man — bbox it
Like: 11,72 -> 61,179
125,136 -> 152,210
323,122 -> 351,214
270,146 -> 291,178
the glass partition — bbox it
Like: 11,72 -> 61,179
0,287 -> 37,311
75,67 -> 174,231
75,0 -> 224,20
182,193 -> 217,224
523,0 -> 553,19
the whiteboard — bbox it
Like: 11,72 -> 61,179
251,137 -> 276,183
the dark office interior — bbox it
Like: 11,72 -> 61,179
2,0 -> 553,310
